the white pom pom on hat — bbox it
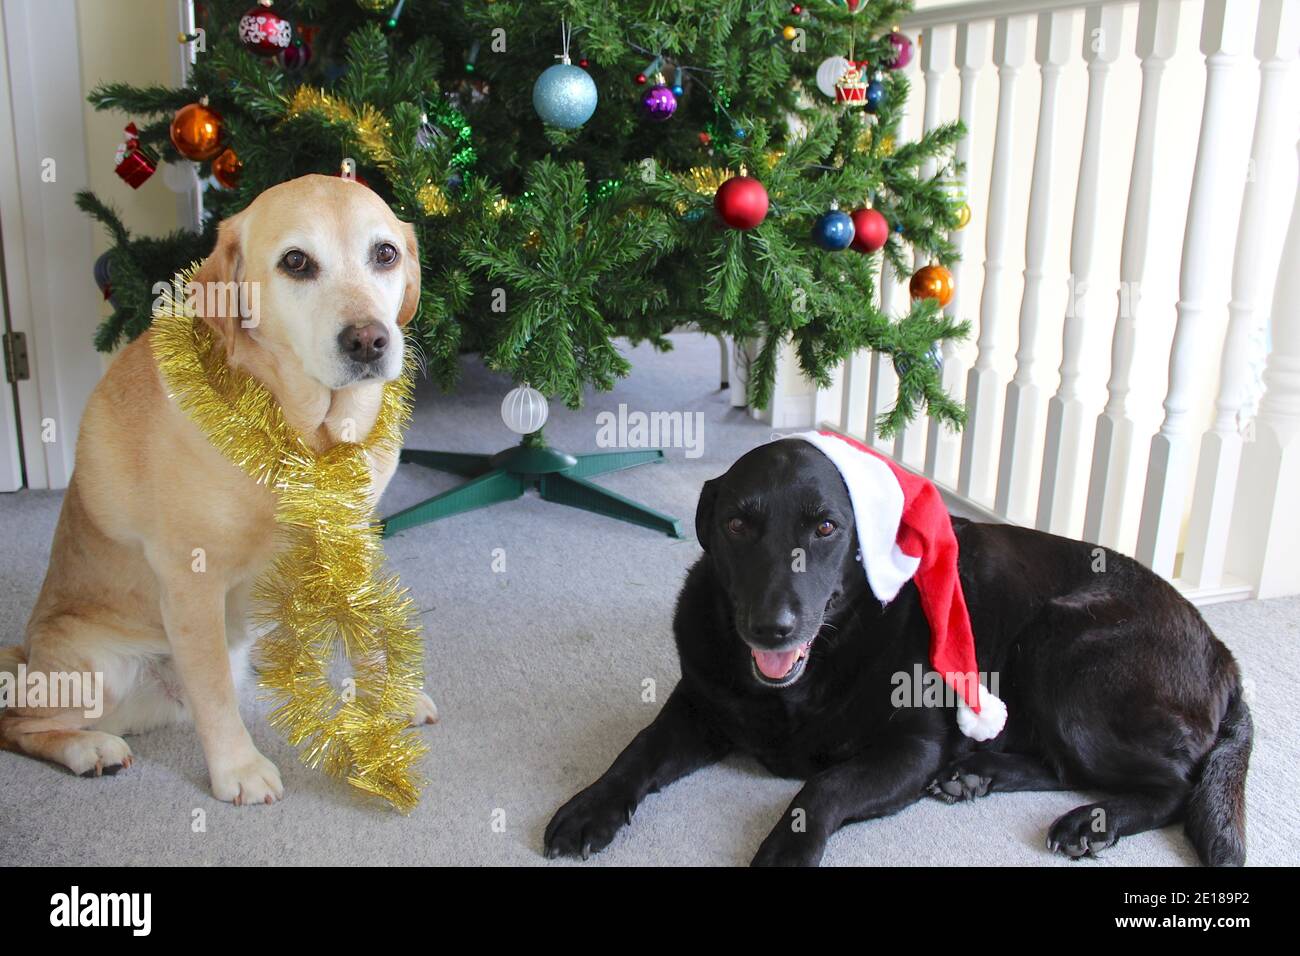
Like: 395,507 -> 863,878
794,430 -> 1007,741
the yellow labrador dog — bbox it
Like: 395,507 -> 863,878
0,174 -> 436,804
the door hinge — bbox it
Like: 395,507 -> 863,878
3,331 -> 29,383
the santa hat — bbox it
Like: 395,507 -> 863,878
794,430 -> 1007,741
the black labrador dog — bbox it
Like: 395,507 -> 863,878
544,438 -> 1251,866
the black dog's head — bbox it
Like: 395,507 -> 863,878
695,438 -> 867,689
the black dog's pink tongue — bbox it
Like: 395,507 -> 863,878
753,649 -> 799,679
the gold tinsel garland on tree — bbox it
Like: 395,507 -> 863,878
284,87 -> 450,218
151,270 -> 428,811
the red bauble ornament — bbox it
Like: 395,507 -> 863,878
888,31 -> 914,70
635,73 -> 647,85
910,263 -> 955,307
170,102 -> 224,161
849,207 -> 889,253
698,131 -> 712,146
278,38 -> 312,70
238,1 -> 293,57
714,176 -> 770,230
578,58 -> 589,68
791,4 -> 803,13
211,148 -> 242,189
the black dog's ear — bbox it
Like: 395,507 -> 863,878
694,478 -> 720,552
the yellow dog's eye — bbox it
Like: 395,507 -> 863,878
375,242 -> 399,266
280,249 -> 309,273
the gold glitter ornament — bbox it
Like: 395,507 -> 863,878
150,269 -> 427,811
417,181 -> 452,217
685,166 -> 733,196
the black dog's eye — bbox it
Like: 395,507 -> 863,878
816,519 -> 836,537
375,242 -> 399,266
726,517 -> 746,536
280,249 -> 311,274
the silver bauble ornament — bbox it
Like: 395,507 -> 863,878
501,384 -> 550,435
815,56 -> 853,99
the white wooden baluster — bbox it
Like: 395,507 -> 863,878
1038,4 -> 1125,535
728,338 -> 751,408
1084,0 -> 1181,551
1183,0 -> 1300,589
1225,137 -> 1300,599
838,349 -> 870,437
926,20 -> 991,487
895,25 -> 954,468
958,15 -> 1032,503
1135,0 -> 1258,578
868,258 -> 905,449
995,10 -> 1074,524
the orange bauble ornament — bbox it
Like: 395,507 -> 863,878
170,101 -> 224,161
211,148 -> 242,189
909,262 -> 955,307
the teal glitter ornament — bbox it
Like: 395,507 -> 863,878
533,24 -> 597,130
533,62 -> 597,128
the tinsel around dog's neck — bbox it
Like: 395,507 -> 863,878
150,268 -> 427,811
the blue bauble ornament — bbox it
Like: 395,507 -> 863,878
893,344 -> 944,379
812,208 -> 856,251
865,79 -> 886,113
533,62 -> 598,129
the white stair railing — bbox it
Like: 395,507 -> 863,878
926,20 -> 992,488
1037,4 -> 1124,537
1182,0 -> 1300,591
1225,136 -> 1300,600
1084,0 -> 1182,555
995,9 -> 1073,526
1135,0 -> 1258,580
958,13 -> 1032,503
809,0 -> 1300,605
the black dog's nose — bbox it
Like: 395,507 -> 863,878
750,608 -> 797,643
339,322 -> 388,363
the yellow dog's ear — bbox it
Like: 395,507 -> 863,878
396,219 -> 421,328
189,209 -> 248,355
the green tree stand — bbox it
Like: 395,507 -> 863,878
380,441 -> 683,539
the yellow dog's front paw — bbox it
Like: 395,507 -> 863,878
210,749 -> 283,806
409,691 -> 439,726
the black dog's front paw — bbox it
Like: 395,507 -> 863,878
543,784 -> 636,861
751,824 -> 827,867
1046,803 -> 1117,860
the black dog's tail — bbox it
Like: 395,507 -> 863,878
1185,688 -> 1252,866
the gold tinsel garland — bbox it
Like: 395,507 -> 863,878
151,270 -> 427,811
285,87 -> 395,168
285,88 -> 452,219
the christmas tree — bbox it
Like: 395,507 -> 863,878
80,0 -> 967,436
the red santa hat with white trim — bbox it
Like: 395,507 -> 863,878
795,430 -> 1007,741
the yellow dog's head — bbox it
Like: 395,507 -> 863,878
190,174 -> 420,390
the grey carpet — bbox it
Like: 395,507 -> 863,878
1,332 -> 1296,866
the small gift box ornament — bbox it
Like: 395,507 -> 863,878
114,123 -> 158,189
834,61 -> 869,107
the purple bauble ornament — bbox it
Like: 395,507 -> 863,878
641,84 -> 678,122
887,31 -> 913,70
